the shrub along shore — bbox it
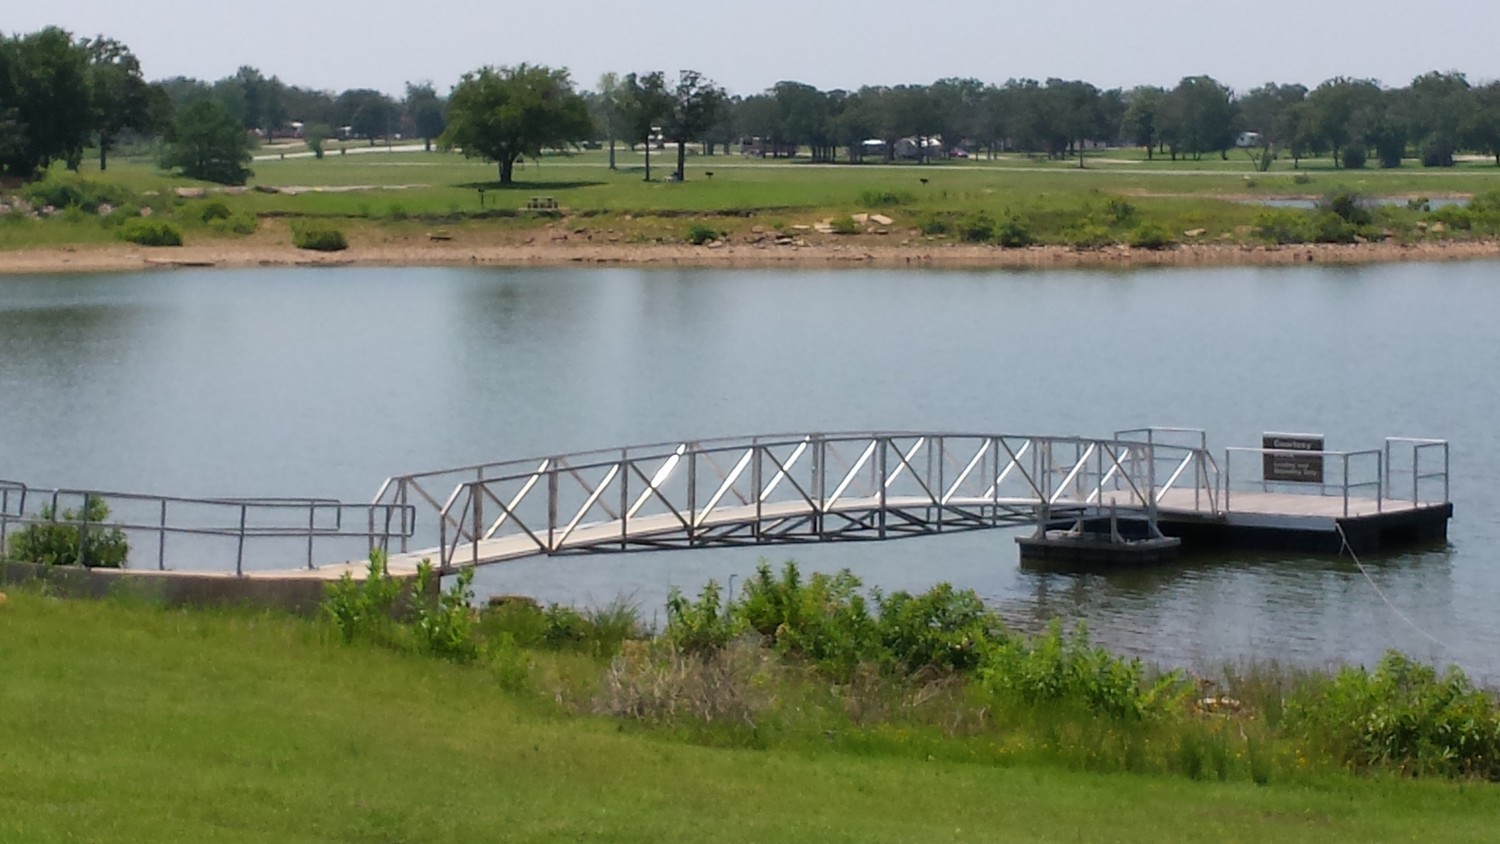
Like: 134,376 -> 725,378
5,555 -> 1497,842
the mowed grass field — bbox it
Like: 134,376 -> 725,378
6,144 -> 1500,252
3,590 -> 1500,843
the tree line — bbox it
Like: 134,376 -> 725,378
6,25 -> 1500,186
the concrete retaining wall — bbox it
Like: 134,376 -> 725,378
0,562 -> 431,617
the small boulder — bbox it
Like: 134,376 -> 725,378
1184,228 -> 1206,238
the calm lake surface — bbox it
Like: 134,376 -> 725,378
1,262 -> 1496,680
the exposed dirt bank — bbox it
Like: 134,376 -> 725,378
4,236 -> 1500,275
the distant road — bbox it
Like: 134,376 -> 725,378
252,145 -> 1500,180
253,143 -> 428,161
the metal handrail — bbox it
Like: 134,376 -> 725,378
1224,446 -> 1383,517
1383,438 -> 1450,505
0,484 -> 415,575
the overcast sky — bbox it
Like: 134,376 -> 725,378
13,1 -> 1500,97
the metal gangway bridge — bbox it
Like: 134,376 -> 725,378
0,428 -> 1451,580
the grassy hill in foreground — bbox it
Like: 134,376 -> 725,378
2,589 -> 1498,843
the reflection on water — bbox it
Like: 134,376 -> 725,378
1,263 -> 1497,682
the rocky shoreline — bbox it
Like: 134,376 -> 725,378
4,236 -> 1499,275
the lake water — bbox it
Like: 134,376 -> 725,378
1,263 -> 1496,680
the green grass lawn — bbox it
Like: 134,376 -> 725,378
2,590 -> 1498,843
4,145 -> 1500,253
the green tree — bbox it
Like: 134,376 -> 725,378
1164,75 -> 1237,160
84,37 -> 152,171
0,27 -> 92,177
773,81 -> 832,161
620,71 -> 672,180
441,64 -> 592,185
335,88 -> 397,145
1304,78 -> 1383,168
662,70 -> 727,180
1238,83 -> 1308,171
403,81 -> 445,152
1406,71 -> 1470,167
1122,86 -> 1165,159
162,99 -> 252,185
595,72 -> 626,169
1462,81 -> 1500,165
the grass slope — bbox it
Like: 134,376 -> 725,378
2,592 -> 1498,843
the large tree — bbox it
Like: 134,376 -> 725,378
661,70 -> 726,180
335,88 -> 397,145
619,71 -> 672,180
85,37 -> 152,171
441,64 -> 591,184
1406,71 -> 1471,167
1304,78 -> 1383,168
403,81 -> 446,152
0,27 -> 92,177
1238,83 -> 1308,170
1163,75 -> 1237,160
1121,86 -> 1165,159
162,99 -> 253,185
1463,81 -> 1500,166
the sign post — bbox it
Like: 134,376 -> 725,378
1262,433 -> 1325,484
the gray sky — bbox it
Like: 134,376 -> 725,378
13,1 -> 1500,97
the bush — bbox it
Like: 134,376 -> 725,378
412,562 -> 479,663
1420,140 -> 1455,168
828,214 -> 859,235
23,177 -> 137,213
1062,223 -> 1113,249
685,223 -> 719,245
1291,172 -> 1313,185
917,214 -> 950,236
994,216 -> 1034,248
1426,205 -> 1474,231
1340,144 -> 1367,170
1468,188 -> 1500,215
1253,209 -> 1311,244
979,620 -> 1183,721
197,201 -> 232,222
210,212 -> 258,236
1127,223 -> 1175,250
957,212 -> 996,243
322,551 -> 406,645
1310,211 -> 1358,244
479,596 -> 548,647
858,189 -> 915,207
665,581 -> 743,655
1104,197 -> 1138,225
117,219 -> 183,247
292,225 -> 348,251
3,496 -> 128,568
1320,190 -> 1372,226
737,563 -> 877,676
1284,651 -> 1500,779
875,583 -> 1003,674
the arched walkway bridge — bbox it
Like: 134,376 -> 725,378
370,429 -> 1222,575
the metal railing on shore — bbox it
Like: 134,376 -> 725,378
0,481 -> 414,575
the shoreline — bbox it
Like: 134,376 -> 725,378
4,236 -> 1500,275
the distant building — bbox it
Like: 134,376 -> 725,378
1236,131 -> 1264,148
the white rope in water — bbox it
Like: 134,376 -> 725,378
1335,522 -> 1449,650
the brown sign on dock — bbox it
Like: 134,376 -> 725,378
1262,433 -> 1324,483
